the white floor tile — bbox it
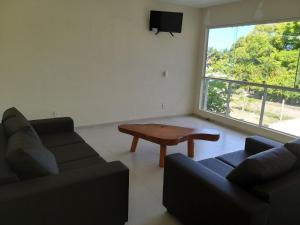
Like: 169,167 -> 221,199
76,116 -> 247,225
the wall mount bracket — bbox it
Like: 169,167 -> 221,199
155,30 -> 174,36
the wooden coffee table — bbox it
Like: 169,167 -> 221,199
118,124 -> 220,167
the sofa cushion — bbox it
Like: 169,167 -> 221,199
40,132 -> 84,148
0,162 -> 19,184
252,168 -> 300,202
58,156 -> 106,172
284,139 -> 300,168
6,132 -> 59,180
0,125 -> 8,151
0,125 -> 19,185
227,146 -> 296,186
49,142 -> 99,164
199,158 -> 234,177
217,150 -> 252,168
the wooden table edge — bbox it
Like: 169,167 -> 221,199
118,124 -> 220,168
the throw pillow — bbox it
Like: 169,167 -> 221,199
6,132 -> 59,180
2,107 -> 18,123
2,107 -> 41,142
3,116 -> 31,136
227,146 -> 296,186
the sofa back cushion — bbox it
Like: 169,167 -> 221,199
6,131 -> 59,180
284,139 -> 300,168
227,146 -> 296,186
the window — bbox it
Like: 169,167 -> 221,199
202,21 -> 300,137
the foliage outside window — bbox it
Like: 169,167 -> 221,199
203,21 -> 300,137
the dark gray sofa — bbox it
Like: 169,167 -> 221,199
163,136 -> 300,225
0,115 -> 129,225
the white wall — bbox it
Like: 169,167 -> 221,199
0,0 -> 202,126
194,0 -> 300,142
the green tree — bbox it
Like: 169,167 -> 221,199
206,21 -> 300,106
206,80 -> 227,114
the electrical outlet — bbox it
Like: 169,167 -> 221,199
163,70 -> 168,78
52,112 -> 58,118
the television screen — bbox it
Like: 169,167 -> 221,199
150,11 -> 183,33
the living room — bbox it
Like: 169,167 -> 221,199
0,0 -> 300,225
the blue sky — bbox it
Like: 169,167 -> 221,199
208,25 -> 255,50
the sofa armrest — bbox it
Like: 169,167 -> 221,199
163,154 -> 269,225
0,161 -> 129,225
245,136 -> 283,154
30,117 -> 74,135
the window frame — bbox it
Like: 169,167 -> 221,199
196,18 -> 300,142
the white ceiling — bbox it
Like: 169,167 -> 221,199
160,0 -> 241,8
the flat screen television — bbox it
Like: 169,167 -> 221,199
149,11 -> 183,35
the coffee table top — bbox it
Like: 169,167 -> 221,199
118,124 -> 220,145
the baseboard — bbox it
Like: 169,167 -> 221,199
193,110 -> 296,143
76,113 -> 194,129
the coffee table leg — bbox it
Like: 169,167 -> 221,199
187,139 -> 194,158
130,137 -> 139,152
159,145 -> 167,168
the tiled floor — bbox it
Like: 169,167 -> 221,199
76,115 -> 248,225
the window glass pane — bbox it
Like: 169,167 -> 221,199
205,22 -> 300,88
206,27 -> 236,80
263,89 -> 300,136
229,84 -> 263,125
203,79 -> 228,115
296,51 -> 300,87
203,21 -> 300,137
